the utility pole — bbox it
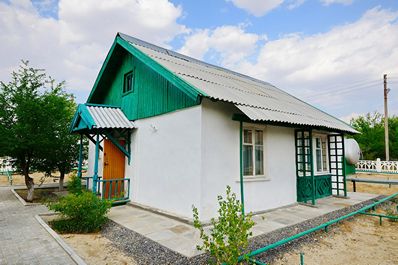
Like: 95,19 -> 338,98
384,74 -> 390,161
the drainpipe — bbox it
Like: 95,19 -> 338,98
77,134 -> 83,179
93,133 -> 100,194
240,121 -> 245,215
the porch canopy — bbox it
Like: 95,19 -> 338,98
70,103 -> 135,134
70,103 -> 135,196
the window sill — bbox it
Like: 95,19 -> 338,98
314,172 -> 332,176
235,176 -> 270,183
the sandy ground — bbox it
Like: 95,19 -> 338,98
273,215 -> 398,265
0,171 -> 86,186
347,173 -> 398,195
273,173 -> 398,265
61,233 -> 137,265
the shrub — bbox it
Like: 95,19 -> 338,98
67,174 -> 82,195
48,191 -> 111,233
192,186 -> 255,265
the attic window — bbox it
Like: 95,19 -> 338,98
123,70 -> 135,94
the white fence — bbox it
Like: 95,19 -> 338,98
356,159 -> 398,174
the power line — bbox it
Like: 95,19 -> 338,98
303,80 -> 380,99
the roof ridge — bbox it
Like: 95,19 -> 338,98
118,32 -> 278,89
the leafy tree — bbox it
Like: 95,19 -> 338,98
192,186 -> 255,265
350,112 -> 398,160
0,61 -> 81,199
0,61 -> 51,201
36,86 -> 80,191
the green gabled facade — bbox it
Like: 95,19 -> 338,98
87,35 -> 205,121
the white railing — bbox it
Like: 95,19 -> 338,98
356,159 -> 398,174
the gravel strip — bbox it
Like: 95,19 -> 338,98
102,196 -> 383,265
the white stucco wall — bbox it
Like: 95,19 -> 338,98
87,100 -> 297,221
199,99 -> 297,221
127,106 -> 202,219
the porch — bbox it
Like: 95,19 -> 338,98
70,103 -> 135,204
105,192 -> 379,259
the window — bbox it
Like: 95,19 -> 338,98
123,70 -> 135,94
314,136 -> 328,173
243,128 -> 264,176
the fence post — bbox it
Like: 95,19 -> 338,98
376,158 -> 382,173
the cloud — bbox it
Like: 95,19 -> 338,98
287,0 -> 306,10
179,25 -> 264,68
0,0 -> 187,102
340,112 -> 362,123
227,0 -> 284,17
320,0 -> 353,6
178,7 -> 398,117
233,7 -> 398,116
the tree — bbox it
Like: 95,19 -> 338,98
0,61 -> 80,200
36,87 -> 80,191
350,112 -> 398,160
0,61 -> 50,201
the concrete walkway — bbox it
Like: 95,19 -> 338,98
0,186 -> 75,265
108,192 -> 379,258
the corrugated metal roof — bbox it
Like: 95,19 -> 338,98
119,33 -> 357,134
86,105 -> 135,129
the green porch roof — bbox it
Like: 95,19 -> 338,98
70,104 -> 136,133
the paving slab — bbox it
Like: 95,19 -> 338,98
108,192 -> 380,258
0,187 -> 75,265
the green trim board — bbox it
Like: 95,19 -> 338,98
70,104 -> 96,132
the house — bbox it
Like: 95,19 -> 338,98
70,33 -> 357,222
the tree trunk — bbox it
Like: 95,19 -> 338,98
24,174 -> 34,202
59,171 -> 65,191
22,158 -> 34,202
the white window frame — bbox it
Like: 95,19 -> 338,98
242,126 -> 265,178
313,134 -> 329,175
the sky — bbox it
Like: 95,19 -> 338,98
1,0 -> 398,122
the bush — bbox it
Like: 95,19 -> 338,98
48,191 -> 111,233
192,186 -> 255,265
67,174 -> 82,195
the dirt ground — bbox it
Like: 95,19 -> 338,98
346,173 -> 398,195
61,233 -> 137,265
273,215 -> 398,265
0,171 -> 85,186
273,173 -> 398,265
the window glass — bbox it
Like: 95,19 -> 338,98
322,139 -> 327,170
243,128 -> 264,177
315,136 -> 328,173
123,70 -> 134,93
255,145 -> 264,175
316,149 -> 322,172
244,129 -> 252,144
243,145 -> 253,175
255,130 -> 263,145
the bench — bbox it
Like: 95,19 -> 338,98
347,177 -> 398,192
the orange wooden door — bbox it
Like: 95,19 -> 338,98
103,139 -> 125,199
